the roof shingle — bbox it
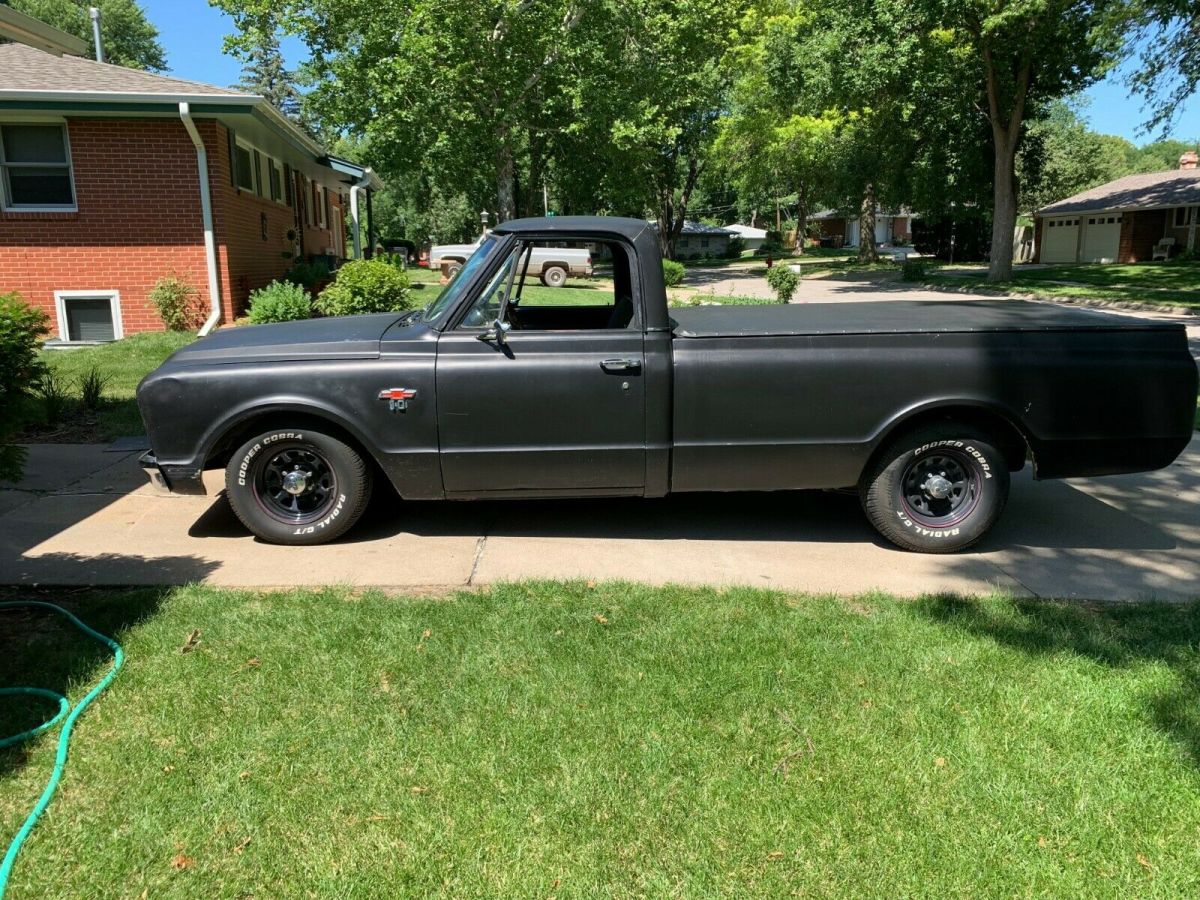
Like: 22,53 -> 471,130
0,41 -> 248,97
1038,169 -> 1200,215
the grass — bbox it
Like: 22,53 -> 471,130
3,582 -> 1200,897
670,294 -> 779,306
21,332 -> 195,442
930,260 -> 1200,309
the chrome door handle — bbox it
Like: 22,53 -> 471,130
600,358 -> 641,373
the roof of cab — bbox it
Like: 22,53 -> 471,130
493,216 -> 653,240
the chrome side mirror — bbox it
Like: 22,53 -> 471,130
476,318 -> 511,345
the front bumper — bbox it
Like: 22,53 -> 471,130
139,451 -> 207,496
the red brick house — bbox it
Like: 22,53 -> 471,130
0,41 -> 381,342
1033,152 -> 1200,265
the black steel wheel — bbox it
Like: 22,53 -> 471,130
225,428 -> 372,545
861,425 -> 1010,553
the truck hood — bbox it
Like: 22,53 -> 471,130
162,313 -> 404,366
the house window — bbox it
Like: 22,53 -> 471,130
233,142 -> 255,192
283,164 -> 294,207
312,182 -> 326,228
54,291 -> 121,343
0,123 -> 75,210
268,159 -> 283,203
1175,207 -> 1193,228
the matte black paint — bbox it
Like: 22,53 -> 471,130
137,216 -> 1198,506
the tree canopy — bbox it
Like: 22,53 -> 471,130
4,0 -> 166,71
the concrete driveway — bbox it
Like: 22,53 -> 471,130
1,438 -> 1197,601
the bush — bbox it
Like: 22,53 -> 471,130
662,259 -> 685,287
901,259 -> 927,282
36,369 -> 69,425
315,259 -> 415,317
149,274 -> 205,331
283,259 -> 333,290
723,236 -> 745,259
78,365 -> 110,410
761,231 -> 784,255
765,265 -> 800,303
248,280 -> 312,325
0,292 -> 48,481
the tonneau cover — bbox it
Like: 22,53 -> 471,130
670,300 -> 1178,338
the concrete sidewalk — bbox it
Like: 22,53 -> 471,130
1,439 -> 1197,600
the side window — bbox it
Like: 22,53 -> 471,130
456,237 -> 638,332
458,246 -> 523,329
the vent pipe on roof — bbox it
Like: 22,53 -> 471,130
89,7 -> 103,63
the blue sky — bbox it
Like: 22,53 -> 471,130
144,0 -> 1197,145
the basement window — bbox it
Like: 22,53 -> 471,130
53,291 -> 122,343
0,123 -> 76,210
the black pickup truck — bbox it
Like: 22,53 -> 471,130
137,216 -> 1197,553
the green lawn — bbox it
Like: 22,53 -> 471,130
931,261 -> 1200,309
23,332 -> 195,442
3,582 -> 1200,897
670,294 -> 779,306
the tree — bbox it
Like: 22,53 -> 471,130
228,16 -> 301,120
932,0 -> 1124,280
1018,100 -> 1136,213
4,0 -> 166,71
1128,0 -> 1200,137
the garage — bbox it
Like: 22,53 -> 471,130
1041,216 -> 1079,263
1081,214 -> 1122,263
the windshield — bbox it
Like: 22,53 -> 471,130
421,235 -> 501,325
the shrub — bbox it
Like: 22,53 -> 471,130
765,265 -> 800,303
901,259 -> 928,282
315,259 -> 415,317
662,259 -> 685,287
248,280 -> 312,325
78,365 -> 110,410
149,274 -> 205,331
761,231 -> 784,255
723,236 -> 745,259
0,292 -> 48,481
36,369 -> 69,425
283,259 -> 333,290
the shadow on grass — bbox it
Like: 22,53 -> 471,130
913,595 -> 1200,764
0,552 -> 217,780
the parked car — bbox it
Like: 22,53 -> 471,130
430,236 -> 592,286
138,216 -> 1198,552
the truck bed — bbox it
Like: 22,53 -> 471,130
670,300 -> 1178,338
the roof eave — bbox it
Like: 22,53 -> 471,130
0,88 -> 258,105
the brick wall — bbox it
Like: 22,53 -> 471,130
0,118 -> 209,336
206,126 -> 349,318
0,116 -> 353,334
1118,210 -> 1166,263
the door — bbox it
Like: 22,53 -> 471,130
1041,217 -> 1079,263
435,240 -> 647,495
1081,214 -> 1121,263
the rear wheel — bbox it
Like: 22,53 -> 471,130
861,426 -> 1009,553
541,265 -> 568,287
225,428 -> 372,545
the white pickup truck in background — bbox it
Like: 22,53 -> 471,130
429,236 -> 593,287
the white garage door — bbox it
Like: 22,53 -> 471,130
1081,214 -> 1122,264
1042,217 -> 1079,263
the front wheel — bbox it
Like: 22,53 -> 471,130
225,428 -> 372,545
861,426 -> 1010,553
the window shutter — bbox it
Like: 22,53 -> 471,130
284,164 -> 293,206
227,128 -> 237,187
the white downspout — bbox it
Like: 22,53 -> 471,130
349,169 -> 373,259
178,103 -> 222,336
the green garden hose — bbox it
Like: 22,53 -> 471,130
0,602 -> 123,899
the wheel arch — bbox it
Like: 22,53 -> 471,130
200,402 -> 383,478
863,400 -> 1034,480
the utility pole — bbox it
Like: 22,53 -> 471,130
89,7 -> 104,63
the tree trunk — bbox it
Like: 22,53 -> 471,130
656,155 -> 701,261
988,132 -> 1019,281
496,142 -> 516,223
858,185 -> 878,263
795,186 -> 809,256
